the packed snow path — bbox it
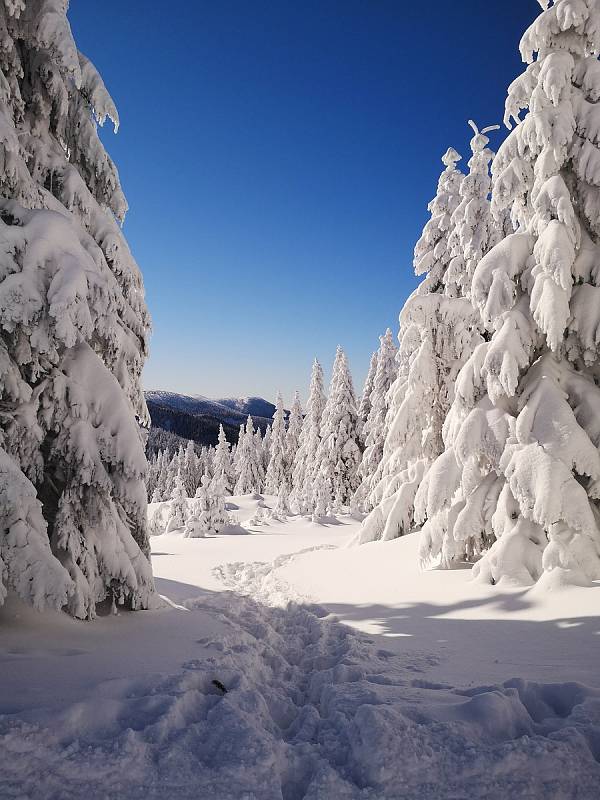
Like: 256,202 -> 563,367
1,498 -> 599,798
3,589 -> 599,799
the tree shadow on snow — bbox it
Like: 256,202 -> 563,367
322,592 -> 600,688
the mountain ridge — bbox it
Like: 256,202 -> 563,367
144,390 -> 277,452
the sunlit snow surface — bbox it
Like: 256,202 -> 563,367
1,494 -> 599,799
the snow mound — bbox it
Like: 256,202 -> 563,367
215,545 -> 337,607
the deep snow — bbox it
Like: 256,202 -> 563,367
1,494 -> 599,799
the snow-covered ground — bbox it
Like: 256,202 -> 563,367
1,494 -> 599,799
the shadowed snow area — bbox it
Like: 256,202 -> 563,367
1,495 -> 599,799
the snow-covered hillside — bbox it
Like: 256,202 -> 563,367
216,396 -> 277,419
145,390 -> 278,449
145,390 -> 276,428
2,496 -> 598,799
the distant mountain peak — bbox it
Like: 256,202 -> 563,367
215,396 -> 276,418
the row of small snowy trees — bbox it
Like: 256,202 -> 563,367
152,472 -> 230,539
358,0 -> 600,589
288,342 -> 395,515
149,340 -> 401,518
147,439 -> 216,502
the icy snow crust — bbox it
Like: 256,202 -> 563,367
1,496 -> 599,799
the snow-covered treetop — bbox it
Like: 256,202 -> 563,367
413,147 -> 464,289
286,390 -> 303,456
445,120 -> 502,296
306,359 -> 326,421
358,351 -> 378,431
442,147 -> 461,167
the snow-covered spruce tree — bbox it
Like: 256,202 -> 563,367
165,474 -> 188,534
200,445 -> 215,483
409,121 -> 505,563
253,427 -> 266,492
261,424 -> 272,475
234,416 -> 264,494
290,358 -> 326,514
356,329 -> 398,510
150,450 -> 168,500
161,449 -> 179,501
151,451 -> 167,502
285,391 -> 303,482
150,486 -> 161,504
357,144 -> 486,544
232,422 -> 244,477
173,444 -> 184,477
311,471 -> 331,521
146,451 -> 159,501
357,350 -> 378,446
315,347 -> 361,509
0,2 -> 153,617
184,475 -> 229,538
273,482 -> 291,518
418,0 -> 600,586
265,392 -> 288,494
160,448 -> 179,500
213,424 -> 234,494
182,439 -> 199,496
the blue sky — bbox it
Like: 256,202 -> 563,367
69,0 -> 535,404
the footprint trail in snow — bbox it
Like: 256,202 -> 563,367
1,555 -> 599,800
